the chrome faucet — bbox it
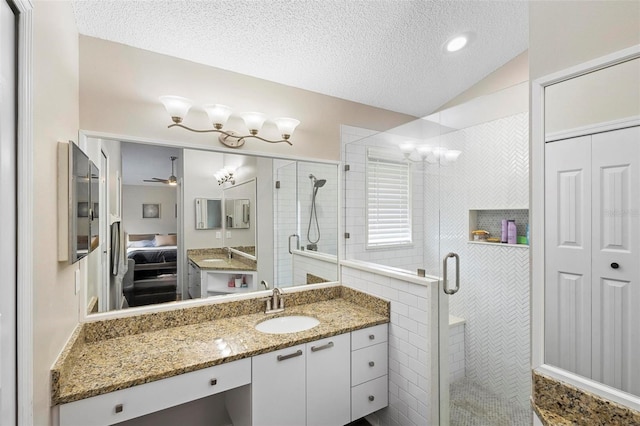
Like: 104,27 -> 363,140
262,287 -> 284,314
272,288 -> 282,310
225,247 -> 232,260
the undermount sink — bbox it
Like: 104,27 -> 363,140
201,258 -> 227,263
255,316 -> 320,334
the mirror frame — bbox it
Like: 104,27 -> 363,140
77,129 -> 343,322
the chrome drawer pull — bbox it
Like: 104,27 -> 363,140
368,395 -> 375,402
369,361 -> 375,367
369,334 -> 375,340
277,349 -> 303,361
210,378 -> 217,386
115,404 -> 123,414
311,341 -> 334,352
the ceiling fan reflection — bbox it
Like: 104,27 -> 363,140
144,156 -> 178,185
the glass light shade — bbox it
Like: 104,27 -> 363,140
240,112 -> 267,134
273,117 -> 300,139
416,145 -> 433,156
445,150 -> 462,161
159,96 -> 193,123
432,146 -> 447,158
399,142 -> 415,154
203,104 -> 233,128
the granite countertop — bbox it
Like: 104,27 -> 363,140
188,254 -> 256,271
532,370 -> 640,425
51,286 -> 389,406
187,247 -> 256,271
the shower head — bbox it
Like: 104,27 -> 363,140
309,174 -> 326,188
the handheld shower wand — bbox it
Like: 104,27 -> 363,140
306,174 -> 326,250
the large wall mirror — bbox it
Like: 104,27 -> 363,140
542,57 -> 640,398
81,134 -> 339,316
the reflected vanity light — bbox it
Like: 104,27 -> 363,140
159,96 -> 300,149
215,165 -> 236,185
399,142 -> 462,165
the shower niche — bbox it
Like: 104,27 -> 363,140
468,209 -> 529,246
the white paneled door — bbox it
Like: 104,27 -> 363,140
545,126 -> 640,395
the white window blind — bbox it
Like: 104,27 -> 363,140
366,148 -> 412,247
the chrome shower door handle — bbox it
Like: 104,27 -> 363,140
288,234 -> 299,254
443,252 -> 460,295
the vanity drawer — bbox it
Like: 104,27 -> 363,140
351,375 -> 388,421
351,323 -> 388,351
59,358 -> 251,426
351,342 -> 388,386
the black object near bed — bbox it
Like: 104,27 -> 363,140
123,233 -> 178,307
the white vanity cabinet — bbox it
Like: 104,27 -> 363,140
251,344 -> 307,426
252,327 -> 385,426
59,358 -> 251,426
350,323 -> 389,421
306,333 -> 351,426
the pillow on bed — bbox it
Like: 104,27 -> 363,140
128,239 -> 155,248
154,234 -> 177,247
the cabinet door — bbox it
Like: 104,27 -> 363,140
591,126 -> 640,395
306,333 -> 350,426
544,136 -> 592,376
252,344 -> 305,426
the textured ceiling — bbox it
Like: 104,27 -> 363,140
71,1 -> 528,117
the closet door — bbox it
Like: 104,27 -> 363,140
544,135 -> 592,377
591,126 -> 640,395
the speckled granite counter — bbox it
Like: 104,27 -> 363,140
51,286 -> 388,406
532,370 -> 640,425
187,248 -> 256,271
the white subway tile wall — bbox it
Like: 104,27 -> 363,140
292,252 -> 338,284
342,265 -> 435,426
449,322 -> 466,383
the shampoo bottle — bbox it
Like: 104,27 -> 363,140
501,219 -> 508,243
507,220 -> 517,245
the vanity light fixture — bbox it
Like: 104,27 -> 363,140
399,142 -> 462,165
215,165 -> 236,186
159,96 -> 300,149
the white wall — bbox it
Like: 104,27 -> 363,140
256,157 -> 275,285
182,149 -> 224,249
545,58 -> 640,135
529,1 -> 640,80
32,2 -> 81,424
122,185 -> 177,236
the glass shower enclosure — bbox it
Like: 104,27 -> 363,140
342,81 -> 530,425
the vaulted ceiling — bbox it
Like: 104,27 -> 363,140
71,1 -> 528,117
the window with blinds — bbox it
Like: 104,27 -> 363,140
366,148 -> 412,248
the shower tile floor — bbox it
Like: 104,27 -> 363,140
450,378 -> 531,426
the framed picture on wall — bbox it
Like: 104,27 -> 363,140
142,203 -> 160,219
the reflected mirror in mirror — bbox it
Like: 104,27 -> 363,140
83,136 -> 339,315
225,199 -> 250,229
195,198 -> 222,229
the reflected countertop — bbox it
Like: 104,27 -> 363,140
51,285 -> 389,405
187,248 -> 256,271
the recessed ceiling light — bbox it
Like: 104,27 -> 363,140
446,35 -> 468,52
